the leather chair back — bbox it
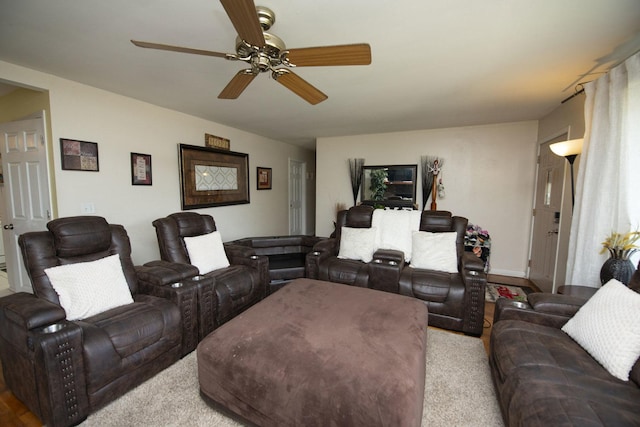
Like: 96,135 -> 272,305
152,212 -> 218,264
18,216 -> 139,305
334,205 -> 374,244
419,211 -> 468,259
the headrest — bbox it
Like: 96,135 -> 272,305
169,212 -> 217,237
420,211 -> 453,232
345,205 -> 374,228
47,216 -> 112,257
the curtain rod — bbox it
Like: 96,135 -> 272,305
561,47 -> 640,104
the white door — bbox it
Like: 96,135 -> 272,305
288,159 -> 305,235
0,113 -> 52,293
529,135 -> 567,293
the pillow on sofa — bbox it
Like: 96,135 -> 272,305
562,279 -> 640,381
338,226 -> 378,263
410,231 -> 458,273
184,231 -> 230,274
44,254 -> 134,321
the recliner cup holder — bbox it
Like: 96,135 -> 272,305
40,323 -> 66,334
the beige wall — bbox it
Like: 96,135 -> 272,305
316,122 -> 540,277
0,60 -> 316,264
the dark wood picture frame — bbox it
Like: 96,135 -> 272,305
257,167 -> 272,190
131,152 -> 152,185
60,138 -> 99,171
179,143 -> 249,209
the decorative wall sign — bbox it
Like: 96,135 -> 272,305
179,143 -> 249,209
204,133 -> 230,150
257,167 -> 272,190
131,152 -> 152,185
60,138 -> 99,171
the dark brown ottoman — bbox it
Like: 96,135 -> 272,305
197,278 -> 428,426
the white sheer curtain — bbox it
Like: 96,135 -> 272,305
566,51 -> 640,287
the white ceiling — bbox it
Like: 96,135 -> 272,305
1,1 -> 640,150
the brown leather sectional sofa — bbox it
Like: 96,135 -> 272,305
306,205 -> 487,336
490,265 -> 640,426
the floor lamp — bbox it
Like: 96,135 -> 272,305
549,138 -> 583,209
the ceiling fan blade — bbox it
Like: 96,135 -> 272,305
285,43 -> 371,67
218,70 -> 257,99
273,70 -> 328,105
220,0 -> 265,47
131,40 -> 229,58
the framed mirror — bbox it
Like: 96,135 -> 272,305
361,164 -> 418,209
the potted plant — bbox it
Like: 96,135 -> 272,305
600,230 -> 640,285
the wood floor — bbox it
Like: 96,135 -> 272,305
0,274 -> 535,426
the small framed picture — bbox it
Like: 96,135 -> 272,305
131,152 -> 152,185
257,167 -> 272,190
204,133 -> 230,150
60,138 -> 99,171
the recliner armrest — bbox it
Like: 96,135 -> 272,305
311,238 -> 338,255
493,294 -> 586,329
528,293 -> 587,317
136,261 -> 199,287
136,261 -> 202,355
0,292 -> 66,331
460,252 -> 485,272
372,249 -> 405,265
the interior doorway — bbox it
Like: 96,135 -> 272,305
0,112 -> 52,293
288,159 -> 306,235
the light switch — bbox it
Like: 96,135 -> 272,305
81,203 -> 95,214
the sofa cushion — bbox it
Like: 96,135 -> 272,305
44,254 -> 133,320
410,231 -> 458,273
492,320 -> 617,384
184,231 -> 230,274
491,320 -> 640,426
562,279 -> 640,381
338,226 -> 378,263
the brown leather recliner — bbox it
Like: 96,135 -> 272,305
307,205 -> 486,336
152,212 -> 269,330
398,210 -> 486,336
0,216 -> 184,427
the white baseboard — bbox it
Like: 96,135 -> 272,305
487,268 -> 527,278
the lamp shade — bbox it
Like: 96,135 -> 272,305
549,138 -> 584,157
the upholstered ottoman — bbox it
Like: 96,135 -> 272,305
197,278 -> 428,426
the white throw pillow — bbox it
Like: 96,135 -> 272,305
338,227 -> 378,263
184,231 -> 230,274
562,279 -> 640,381
410,231 -> 458,273
44,254 -> 134,321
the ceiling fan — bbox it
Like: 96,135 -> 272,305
131,0 -> 371,105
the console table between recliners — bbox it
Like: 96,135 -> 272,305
227,235 -> 325,294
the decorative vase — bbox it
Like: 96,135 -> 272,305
600,256 -> 636,285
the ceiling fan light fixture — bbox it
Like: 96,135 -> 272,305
256,6 -> 275,31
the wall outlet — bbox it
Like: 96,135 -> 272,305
80,202 -> 95,214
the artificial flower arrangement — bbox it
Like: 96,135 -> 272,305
600,230 -> 640,260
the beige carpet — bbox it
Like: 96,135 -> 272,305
82,328 -> 503,426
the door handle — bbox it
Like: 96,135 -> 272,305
3,224 -> 13,230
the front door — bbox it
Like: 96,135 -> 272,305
0,113 -> 52,293
529,135 -> 567,293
